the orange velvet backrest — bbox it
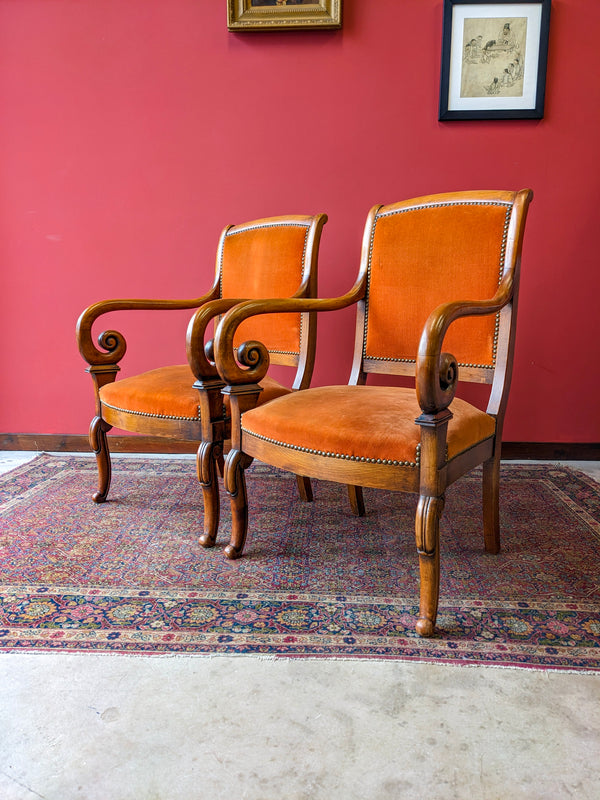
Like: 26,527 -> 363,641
363,192 -> 516,378
219,218 -> 315,359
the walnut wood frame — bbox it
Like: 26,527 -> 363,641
76,213 -> 327,546
213,190 -> 533,637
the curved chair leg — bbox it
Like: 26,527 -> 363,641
296,475 -> 313,503
89,416 -> 112,503
415,494 -> 444,637
348,485 -> 365,517
482,453 -> 501,554
223,450 -> 253,560
197,441 -> 221,548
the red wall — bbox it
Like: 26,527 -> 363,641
1,0 -> 599,443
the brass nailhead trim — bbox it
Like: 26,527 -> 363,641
363,201 -> 513,371
226,221 -> 311,237
242,428 -> 420,468
102,401 -> 201,422
364,356 -> 495,370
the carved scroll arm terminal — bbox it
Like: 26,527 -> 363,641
76,292 -> 218,369
185,297 -> 255,383
213,276 -> 367,387
416,274 -> 514,415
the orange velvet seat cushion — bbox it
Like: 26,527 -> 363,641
241,385 -> 496,466
99,365 -> 291,422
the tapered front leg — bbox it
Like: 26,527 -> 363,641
197,441 -> 221,548
415,494 -> 444,637
223,449 -> 253,560
89,416 -> 112,503
482,453 -> 501,554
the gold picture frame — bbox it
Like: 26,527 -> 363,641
227,1 -> 342,32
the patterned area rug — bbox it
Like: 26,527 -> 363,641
1,454 -> 599,670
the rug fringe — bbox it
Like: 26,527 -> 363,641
3,649 -> 599,674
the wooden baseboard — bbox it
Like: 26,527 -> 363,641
0,433 -> 198,454
1,433 -> 599,461
500,442 -> 600,461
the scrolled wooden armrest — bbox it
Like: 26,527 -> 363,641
214,277 -> 367,386
416,276 -> 513,414
185,298 -> 250,382
76,294 -> 215,368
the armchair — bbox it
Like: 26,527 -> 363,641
214,190 -> 532,636
76,213 -> 327,547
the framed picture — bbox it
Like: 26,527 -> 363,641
439,0 -> 551,120
227,1 -> 342,32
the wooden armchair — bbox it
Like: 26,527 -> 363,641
213,190 -> 532,636
76,213 -> 327,547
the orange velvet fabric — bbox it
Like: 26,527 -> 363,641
365,200 -> 512,369
99,365 -> 291,421
241,385 -> 496,465
220,222 -> 309,355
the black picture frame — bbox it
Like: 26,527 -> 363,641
439,0 -> 551,120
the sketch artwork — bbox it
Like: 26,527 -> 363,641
461,17 -> 527,98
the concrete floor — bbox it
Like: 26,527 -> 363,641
1,453 -> 599,800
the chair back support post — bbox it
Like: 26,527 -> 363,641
348,204 -> 383,386
486,188 -> 532,423
292,213 -> 327,390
